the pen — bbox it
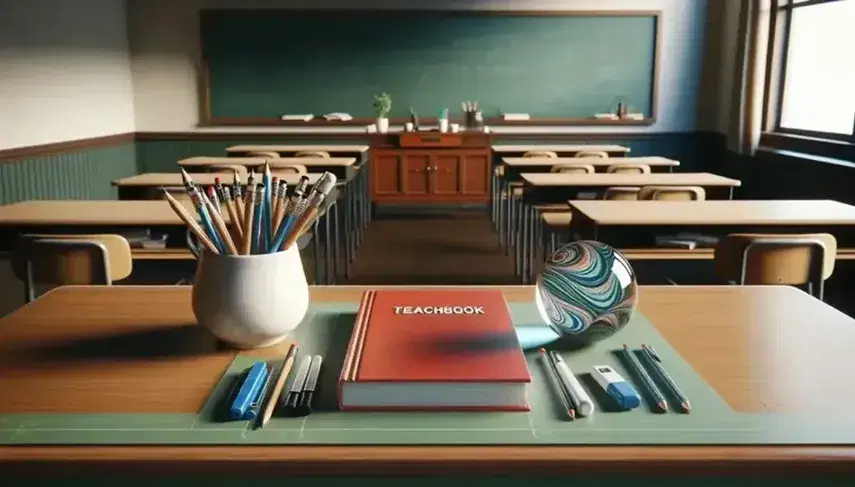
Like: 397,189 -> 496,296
295,354 -> 323,416
283,355 -> 312,411
549,350 -> 595,417
258,344 -> 299,428
622,345 -> 667,411
251,184 -> 265,255
539,348 -> 574,420
229,361 -> 268,420
275,172 -> 337,252
188,186 -> 225,253
641,345 -> 691,412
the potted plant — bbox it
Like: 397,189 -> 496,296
373,92 -> 392,133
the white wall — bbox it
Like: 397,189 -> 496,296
128,0 -> 709,134
0,0 -> 136,150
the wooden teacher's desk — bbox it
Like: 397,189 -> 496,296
568,199 -> 855,249
1,285 -> 855,478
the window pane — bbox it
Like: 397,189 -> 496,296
780,0 -> 855,135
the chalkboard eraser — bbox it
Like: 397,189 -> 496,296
621,113 -> 645,120
594,113 -> 620,120
502,113 -> 530,121
281,114 -> 314,121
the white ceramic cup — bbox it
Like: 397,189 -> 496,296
192,245 -> 310,349
404,122 -> 414,132
450,123 -> 460,133
439,119 -> 449,133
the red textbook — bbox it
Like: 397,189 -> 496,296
338,289 -> 531,411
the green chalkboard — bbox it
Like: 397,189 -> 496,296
200,10 -> 659,121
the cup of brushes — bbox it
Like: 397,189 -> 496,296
163,164 -> 337,349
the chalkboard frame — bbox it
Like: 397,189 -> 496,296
198,9 -> 661,127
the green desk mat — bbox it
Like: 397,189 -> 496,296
1,302 -> 853,445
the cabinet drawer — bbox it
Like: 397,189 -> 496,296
399,133 -> 463,148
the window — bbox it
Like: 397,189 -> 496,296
775,0 -> 855,141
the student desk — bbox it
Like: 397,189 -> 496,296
1,285 -> 855,483
112,172 -> 323,200
224,145 -> 369,158
567,199 -> 855,248
491,144 -> 631,156
0,200 -> 340,284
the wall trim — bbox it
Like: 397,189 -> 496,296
0,130 -> 725,162
0,133 -> 136,162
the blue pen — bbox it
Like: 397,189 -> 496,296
189,188 -> 225,253
251,184 -> 265,254
245,367 -> 272,421
592,365 -> 640,410
229,361 -> 269,420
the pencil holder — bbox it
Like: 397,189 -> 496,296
191,245 -> 310,349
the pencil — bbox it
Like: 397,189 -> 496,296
251,184 -> 265,254
642,345 -> 691,412
281,207 -> 317,251
204,190 -> 239,255
232,168 -> 244,223
622,345 -> 667,411
259,343 -> 298,428
189,187 -> 225,253
162,188 -> 219,254
539,348 -> 574,420
222,186 -> 243,239
241,180 -> 257,255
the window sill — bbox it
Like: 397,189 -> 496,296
759,132 -> 855,163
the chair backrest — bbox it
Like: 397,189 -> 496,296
637,185 -> 706,201
269,162 -> 308,175
295,150 -> 330,159
12,234 -> 133,288
550,164 -> 595,174
575,151 -> 608,158
714,233 -> 837,286
246,151 -> 280,158
603,186 -> 640,200
607,163 -> 651,174
523,150 -> 557,158
209,164 -> 249,177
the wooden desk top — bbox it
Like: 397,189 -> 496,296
0,200 -> 226,226
177,156 -> 357,167
503,156 -> 679,167
569,199 -> 855,225
1,285 -> 854,475
112,172 -> 322,187
225,145 -> 369,154
491,144 -> 631,153
522,172 -> 741,187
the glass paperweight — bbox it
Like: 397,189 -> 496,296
534,240 -> 638,346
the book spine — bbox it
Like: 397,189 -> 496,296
337,290 -> 375,409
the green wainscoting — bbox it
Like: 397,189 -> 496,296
0,143 -> 137,205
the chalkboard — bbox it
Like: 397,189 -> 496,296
200,10 -> 659,122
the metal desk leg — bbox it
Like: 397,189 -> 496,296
313,218 -> 323,285
332,201 -> 341,284
324,204 -> 333,285
498,180 -> 505,248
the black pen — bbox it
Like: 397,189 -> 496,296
283,355 -> 312,412
295,355 -> 323,417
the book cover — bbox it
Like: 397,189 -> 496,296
338,289 -> 530,411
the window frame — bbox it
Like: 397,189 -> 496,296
763,0 -> 855,144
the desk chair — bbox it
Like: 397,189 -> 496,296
523,150 -> 557,159
638,185 -> 706,201
210,164 -> 248,178
607,163 -> 650,174
604,187 -> 641,200
576,151 -> 608,158
550,164 -> 595,174
12,234 -> 132,303
715,233 -> 836,300
246,151 -> 280,158
295,150 -> 330,158
269,162 -> 308,175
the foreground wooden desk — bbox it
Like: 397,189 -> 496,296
567,199 -> 855,247
491,144 -> 631,156
1,285 -> 855,479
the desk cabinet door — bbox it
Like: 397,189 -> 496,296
401,154 -> 431,196
461,153 -> 489,196
372,152 -> 402,197
432,154 -> 461,196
